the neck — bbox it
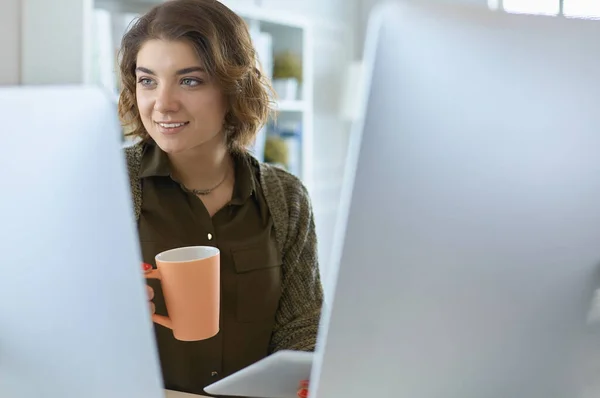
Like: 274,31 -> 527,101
167,134 -> 232,191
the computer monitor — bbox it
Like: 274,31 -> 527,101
0,86 -> 164,398
310,1 -> 600,397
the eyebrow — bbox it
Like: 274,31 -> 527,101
135,66 -> 206,75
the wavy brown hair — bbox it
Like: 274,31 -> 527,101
117,0 -> 274,153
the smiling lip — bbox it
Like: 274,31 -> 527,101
155,121 -> 189,135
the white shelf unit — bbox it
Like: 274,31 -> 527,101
88,0 -> 314,191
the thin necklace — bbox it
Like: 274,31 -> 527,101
182,167 -> 229,196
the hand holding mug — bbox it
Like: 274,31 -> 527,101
141,246 -> 220,342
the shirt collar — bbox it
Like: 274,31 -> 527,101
139,140 -> 256,203
139,140 -> 171,178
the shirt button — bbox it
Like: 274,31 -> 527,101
207,233 -> 213,241
211,371 -> 219,377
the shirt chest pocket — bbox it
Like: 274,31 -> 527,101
232,242 -> 283,323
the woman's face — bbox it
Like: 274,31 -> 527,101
135,39 -> 228,154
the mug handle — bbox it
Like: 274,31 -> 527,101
143,263 -> 173,330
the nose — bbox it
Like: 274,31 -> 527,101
154,85 -> 180,114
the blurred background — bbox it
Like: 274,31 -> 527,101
1,0 -> 598,287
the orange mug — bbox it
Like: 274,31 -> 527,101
143,246 -> 220,341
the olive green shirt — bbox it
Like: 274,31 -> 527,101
125,141 -> 323,395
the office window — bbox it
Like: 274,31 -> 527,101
563,0 -> 600,18
503,0 -> 560,15
501,0 -> 600,18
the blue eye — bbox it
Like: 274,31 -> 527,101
137,77 -> 155,87
181,78 -> 202,87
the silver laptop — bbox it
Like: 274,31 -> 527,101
0,86 -> 164,398
310,2 -> 600,398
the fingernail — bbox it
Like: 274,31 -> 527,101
142,262 -> 153,273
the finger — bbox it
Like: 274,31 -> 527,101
297,388 -> 308,398
297,380 -> 309,398
147,285 -> 154,300
149,302 -> 156,314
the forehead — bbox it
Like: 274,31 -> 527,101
136,39 -> 203,71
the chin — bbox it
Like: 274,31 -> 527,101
151,135 -> 190,154
148,128 -> 225,154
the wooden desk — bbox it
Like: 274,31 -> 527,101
165,389 -> 209,398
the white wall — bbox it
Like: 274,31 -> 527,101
21,0 -> 93,84
0,0 -> 94,85
0,0 -> 20,85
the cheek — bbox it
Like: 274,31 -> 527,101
190,91 -> 227,120
136,91 -> 154,119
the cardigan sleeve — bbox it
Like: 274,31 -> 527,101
268,177 -> 324,352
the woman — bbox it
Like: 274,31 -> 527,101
117,0 -> 323,395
